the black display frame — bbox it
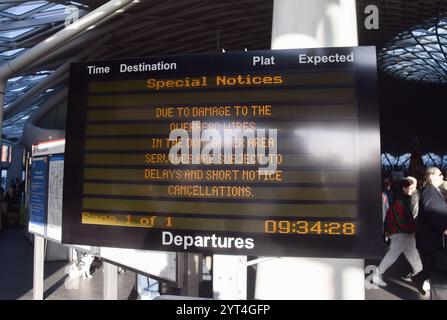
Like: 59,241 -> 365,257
62,47 -> 383,258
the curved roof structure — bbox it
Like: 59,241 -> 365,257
356,0 -> 447,47
379,16 -> 447,83
1,0 -> 274,143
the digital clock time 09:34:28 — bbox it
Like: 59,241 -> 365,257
264,220 -> 356,235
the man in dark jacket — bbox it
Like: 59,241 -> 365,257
413,167 -> 447,294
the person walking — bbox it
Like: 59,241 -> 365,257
407,176 -> 420,219
412,167 -> 447,295
382,178 -> 392,224
374,177 -> 423,287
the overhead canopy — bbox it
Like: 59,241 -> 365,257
0,0 -> 274,143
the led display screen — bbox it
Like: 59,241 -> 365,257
63,47 -> 382,258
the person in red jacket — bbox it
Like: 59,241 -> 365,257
374,177 -> 422,287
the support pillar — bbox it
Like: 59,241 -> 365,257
255,0 -> 364,300
103,262 -> 118,300
33,235 -> 45,300
180,253 -> 202,297
213,255 -> 247,300
271,0 -> 358,49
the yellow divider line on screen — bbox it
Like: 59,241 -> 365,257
88,88 -> 355,107
83,182 -> 357,201
82,197 -> 357,217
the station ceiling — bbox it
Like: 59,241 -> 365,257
356,0 -> 447,47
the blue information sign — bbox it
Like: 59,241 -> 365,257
29,157 -> 48,235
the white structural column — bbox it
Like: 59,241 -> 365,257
103,262 -> 118,300
213,255 -> 247,299
271,0 -> 358,49
254,0 -> 364,300
33,235 -> 45,300
180,253 -> 202,297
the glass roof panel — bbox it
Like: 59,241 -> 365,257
10,86 -> 28,92
4,1 -> 48,16
379,153 -> 444,170
28,74 -> 48,81
395,153 -> 411,165
432,52 -> 446,60
8,76 -> 23,82
415,52 -> 431,59
42,4 -> 66,12
0,0 -> 86,142
0,48 -> 25,57
379,15 -> 447,83
0,27 -> 35,39
412,30 -> 427,37
381,154 -> 392,166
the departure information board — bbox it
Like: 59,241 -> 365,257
29,157 -> 48,236
63,47 -> 382,258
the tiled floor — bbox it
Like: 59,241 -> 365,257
365,255 -> 430,300
0,227 -> 136,300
